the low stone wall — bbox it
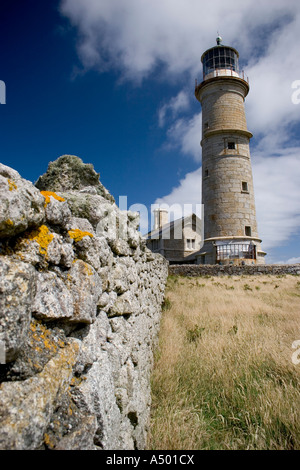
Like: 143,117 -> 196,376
169,264 -> 300,277
0,156 -> 168,450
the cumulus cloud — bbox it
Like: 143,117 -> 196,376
252,149 -> 300,250
60,0 -> 300,139
284,257 -> 300,264
244,12 -> 300,139
60,0 -> 299,81
154,167 -> 202,222
158,90 -> 190,127
163,112 -> 202,162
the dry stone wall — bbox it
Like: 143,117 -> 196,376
169,264 -> 300,277
0,156 -> 168,450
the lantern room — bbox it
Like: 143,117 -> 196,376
201,35 -> 240,80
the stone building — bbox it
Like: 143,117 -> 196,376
145,209 -> 203,264
194,36 -> 266,265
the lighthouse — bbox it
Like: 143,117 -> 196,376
195,36 -> 266,265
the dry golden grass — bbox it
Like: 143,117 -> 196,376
148,274 -> 300,450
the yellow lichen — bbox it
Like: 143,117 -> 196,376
44,433 -> 56,450
5,219 -> 14,226
40,191 -> 65,207
30,322 -> 37,333
68,229 -> 94,242
57,338 -> 65,348
7,179 -> 17,191
26,225 -> 54,257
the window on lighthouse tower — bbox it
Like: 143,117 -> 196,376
245,226 -> 252,237
242,181 -> 249,192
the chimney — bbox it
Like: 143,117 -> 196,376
153,209 -> 168,230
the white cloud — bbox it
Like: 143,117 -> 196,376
154,167 -> 202,221
60,0 -> 300,81
158,90 -> 190,127
163,112 -> 202,162
252,149 -> 300,250
286,257 -> 300,264
244,12 -> 300,139
60,0 -> 300,144
276,257 -> 300,265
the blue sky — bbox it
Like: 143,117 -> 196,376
1,0 -> 300,264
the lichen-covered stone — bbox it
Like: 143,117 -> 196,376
3,319 -> 68,381
0,163 -> 45,238
35,154 -> 114,202
111,262 -> 130,294
15,228 -> 74,268
98,291 -> 117,312
0,339 -> 80,450
43,193 -> 72,227
67,217 -> 95,236
71,234 -> 112,272
60,191 -> 117,230
47,233 -> 75,267
70,317 -> 125,449
0,257 -> 36,362
109,238 -> 132,256
32,271 -> 74,321
65,259 -> 102,324
52,415 -> 98,450
108,290 -> 139,317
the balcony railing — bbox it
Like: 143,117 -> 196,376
195,68 -> 249,88
216,243 -> 256,262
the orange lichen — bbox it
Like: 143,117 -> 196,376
7,179 -> 17,191
71,258 -> 94,276
68,229 -> 94,242
40,191 -> 65,207
29,320 -> 66,356
26,225 -> 54,257
83,262 -> 94,276
44,433 -> 56,450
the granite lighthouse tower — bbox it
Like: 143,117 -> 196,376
195,36 -> 266,265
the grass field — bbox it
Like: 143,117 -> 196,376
148,274 -> 300,450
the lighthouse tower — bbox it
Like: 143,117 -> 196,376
195,36 -> 266,265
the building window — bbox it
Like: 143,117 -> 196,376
245,226 -> 252,236
227,141 -> 236,150
204,169 -> 209,177
242,181 -> 249,192
187,239 -> 196,250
